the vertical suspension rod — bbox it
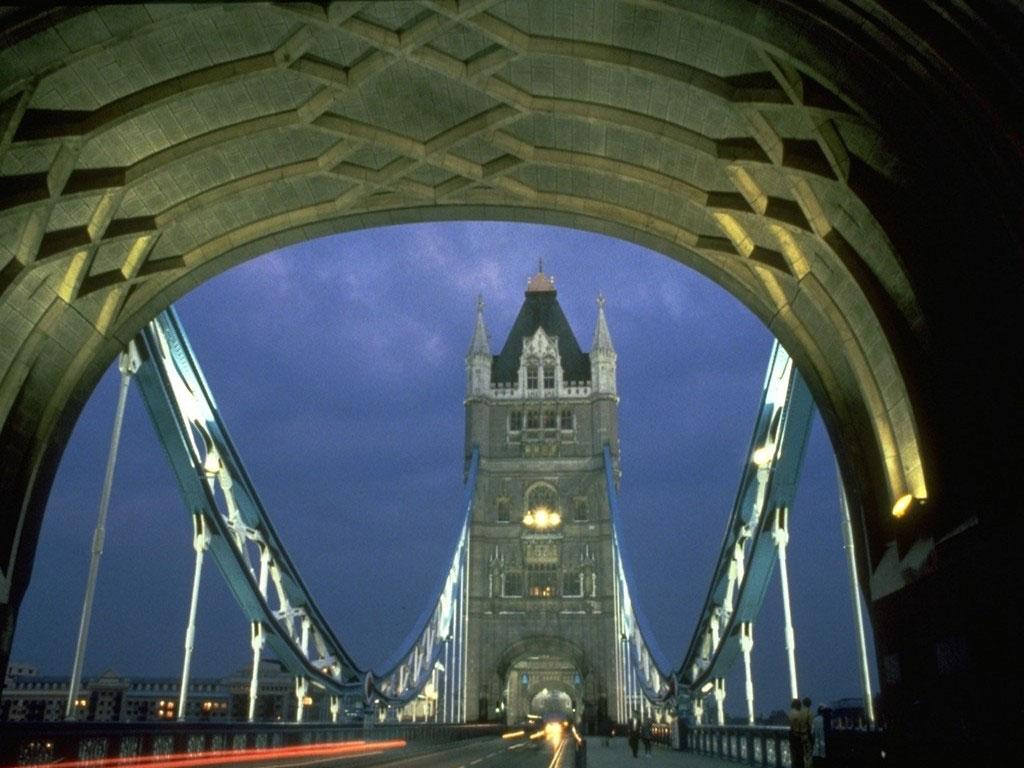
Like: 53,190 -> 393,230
460,543 -> 468,723
773,508 -> 799,700
178,513 -> 209,720
248,621 -> 264,722
66,345 -> 137,720
613,549 -> 625,723
837,465 -> 876,726
740,622 -> 756,725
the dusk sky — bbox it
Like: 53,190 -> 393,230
12,221 -> 876,717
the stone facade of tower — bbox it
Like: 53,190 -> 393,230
463,269 -> 621,732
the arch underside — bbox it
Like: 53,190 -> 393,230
2,5 -> 1022,718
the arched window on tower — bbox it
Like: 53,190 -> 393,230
526,484 -> 558,515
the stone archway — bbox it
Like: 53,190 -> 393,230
1,4 -> 1021,758
495,635 -> 588,725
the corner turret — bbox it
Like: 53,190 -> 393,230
590,294 -> 617,396
466,295 -> 492,397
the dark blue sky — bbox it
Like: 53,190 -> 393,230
12,221 -> 876,717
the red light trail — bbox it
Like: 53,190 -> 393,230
6,739 -> 408,768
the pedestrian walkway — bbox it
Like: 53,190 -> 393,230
575,736 -> 729,767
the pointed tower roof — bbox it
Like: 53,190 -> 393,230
492,266 -> 590,383
467,295 -> 491,357
591,293 -> 616,355
525,257 -> 556,293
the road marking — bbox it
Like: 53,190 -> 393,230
546,738 -> 567,768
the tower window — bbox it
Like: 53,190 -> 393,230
543,410 -> 557,429
573,497 -> 588,522
527,564 -> 557,598
496,498 -> 510,523
509,411 -> 522,432
543,367 -> 555,389
560,409 -> 574,430
526,410 -> 540,429
563,570 -> 584,598
527,366 -> 538,389
502,572 -> 522,597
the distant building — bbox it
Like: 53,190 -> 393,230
1,660 -> 315,723
464,267 -> 622,732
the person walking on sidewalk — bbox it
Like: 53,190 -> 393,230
641,717 -> 652,756
628,709 -> 641,758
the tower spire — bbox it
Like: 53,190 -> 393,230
591,293 -> 617,395
592,293 -> 615,355
468,294 -> 490,357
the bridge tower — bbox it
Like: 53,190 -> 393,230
464,267 -> 621,731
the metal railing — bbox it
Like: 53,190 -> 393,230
686,724 -> 886,768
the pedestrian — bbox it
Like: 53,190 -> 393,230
788,698 -> 804,768
572,725 -> 588,768
628,709 -> 641,758
641,717 -> 652,756
801,697 -> 814,768
811,706 -> 828,767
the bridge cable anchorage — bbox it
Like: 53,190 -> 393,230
65,341 -> 141,721
133,307 -> 482,720
674,339 -> 814,720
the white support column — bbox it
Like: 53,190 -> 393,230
295,676 -> 308,723
258,545 -> 270,597
693,696 -> 704,726
300,615 -> 311,658
461,535 -> 470,724
740,622 -> 756,724
449,589 -> 458,723
459,557 -> 467,723
442,641 -> 450,723
772,507 -> 800,700
837,468 -> 877,726
626,659 -> 634,720
610,551 -> 623,723
433,666 -> 440,722
178,513 -> 210,720
66,344 -> 139,720
248,621 -> 264,722
713,678 -> 726,725
330,696 -> 339,723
